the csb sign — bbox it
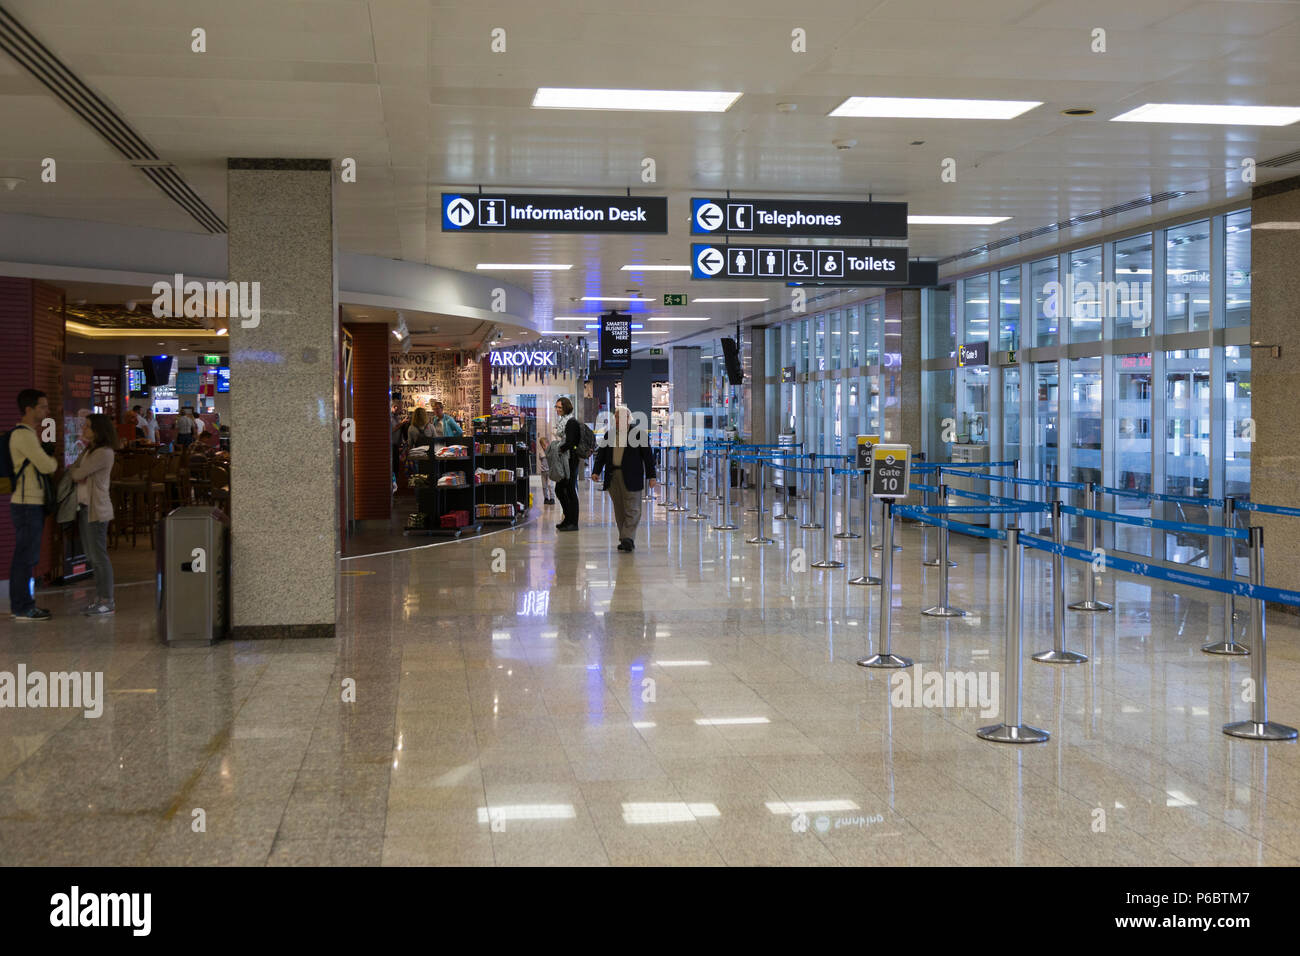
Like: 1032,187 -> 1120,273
870,444 -> 912,499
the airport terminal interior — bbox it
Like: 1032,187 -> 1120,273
2,0 -> 1300,871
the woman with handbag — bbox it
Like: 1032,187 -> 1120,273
68,413 -> 118,616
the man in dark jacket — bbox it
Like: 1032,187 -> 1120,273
591,405 -> 657,552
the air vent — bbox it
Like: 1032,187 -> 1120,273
938,190 -> 1193,265
0,6 -> 226,234
1259,149 -> 1300,169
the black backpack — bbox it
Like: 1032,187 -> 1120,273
0,428 -> 20,496
576,422 -> 597,459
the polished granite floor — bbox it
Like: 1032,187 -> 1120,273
2,480 -> 1298,867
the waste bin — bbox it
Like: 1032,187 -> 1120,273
158,506 -> 229,646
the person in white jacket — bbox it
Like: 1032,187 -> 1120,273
68,413 -> 118,616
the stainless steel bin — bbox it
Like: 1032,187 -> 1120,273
158,506 -> 229,646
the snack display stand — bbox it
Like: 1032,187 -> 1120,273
474,415 -> 529,526
405,434 -> 482,537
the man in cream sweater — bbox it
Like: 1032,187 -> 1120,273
8,389 -> 58,621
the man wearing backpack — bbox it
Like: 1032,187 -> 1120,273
553,396 -> 591,532
5,389 -> 58,621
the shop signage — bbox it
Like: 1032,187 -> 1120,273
691,243 -> 909,284
599,312 -> 631,370
691,197 -> 907,240
489,349 -> 557,367
958,342 -> 989,367
870,444 -> 912,499
441,193 -> 668,234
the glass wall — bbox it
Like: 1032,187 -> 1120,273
1069,356 -> 1102,541
1113,233 -> 1153,339
1225,211 -> 1251,329
1030,257 -> 1059,347
1114,353 -> 1154,556
1002,367 -> 1020,468
924,369 -> 955,463
1164,348 -> 1211,566
1069,246 -> 1103,343
964,273 -> 990,344
1165,220 -> 1211,334
998,266 -> 1020,352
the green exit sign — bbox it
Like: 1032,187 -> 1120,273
663,294 -> 687,306
649,348 -> 664,355
202,354 -> 222,365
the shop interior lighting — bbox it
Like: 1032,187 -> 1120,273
830,96 -> 1040,119
1111,103 -> 1300,126
533,87 -> 742,112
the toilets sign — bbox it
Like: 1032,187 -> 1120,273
442,192 -> 667,233
691,243 -> 909,284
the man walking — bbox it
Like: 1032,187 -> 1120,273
8,389 -> 57,621
591,405 -> 656,552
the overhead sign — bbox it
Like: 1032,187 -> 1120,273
599,312 -> 631,370
958,342 -> 989,367
691,197 -> 907,239
663,294 -> 687,306
870,444 -> 912,499
790,259 -> 939,289
202,354 -> 222,365
691,243 -> 909,284
441,193 -> 668,233
489,349 -> 557,367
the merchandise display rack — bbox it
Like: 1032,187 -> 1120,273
405,434 -> 482,537
475,415 -> 530,526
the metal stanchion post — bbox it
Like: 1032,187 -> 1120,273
1006,460 -> 1022,531
1204,496 -> 1248,655
1068,481 -> 1112,611
978,529 -> 1050,744
688,449 -> 707,520
922,483 -> 964,617
857,500 -> 910,668
922,467 -> 954,567
746,460 -> 775,544
659,448 -> 671,506
834,469 -> 860,539
746,458 -> 761,513
800,456 -> 822,530
668,448 -> 688,512
712,451 -> 738,531
1223,527 -> 1297,741
811,466 -> 843,568
778,456 -> 798,520
1033,500 -> 1087,664
849,472 -> 880,586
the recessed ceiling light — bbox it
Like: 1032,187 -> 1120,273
1111,103 -> 1300,126
621,264 -> 691,272
477,263 -> 572,270
829,96 -> 1041,119
532,87 -> 741,112
909,215 -> 1011,225
642,317 -> 713,322
694,297 -> 770,303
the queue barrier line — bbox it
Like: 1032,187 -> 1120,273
1236,501 -> 1300,519
946,486 -> 1038,509
1096,484 -> 1226,510
1056,503 -> 1247,539
914,459 -> 1019,471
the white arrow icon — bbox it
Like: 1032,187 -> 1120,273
696,202 -> 723,231
696,246 -> 724,276
447,197 -> 474,226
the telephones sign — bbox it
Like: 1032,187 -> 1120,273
870,444 -> 911,500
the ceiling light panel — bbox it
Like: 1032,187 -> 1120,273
1110,103 -> 1300,126
829,96 -> 1041,119
533,88 -> 742,112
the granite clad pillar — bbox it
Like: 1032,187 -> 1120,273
1250,174 -> 1300,601
228,158 -> 338,638
884,288 -> 922,450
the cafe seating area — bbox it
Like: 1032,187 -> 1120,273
108,442 -> 230,549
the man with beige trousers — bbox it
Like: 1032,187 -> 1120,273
591,405 -> 657,552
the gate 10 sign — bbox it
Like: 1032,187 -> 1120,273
870,444 -> 911,499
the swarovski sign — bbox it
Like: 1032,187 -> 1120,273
490,349 -> 557,367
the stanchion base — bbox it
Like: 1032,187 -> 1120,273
777,511 -> 798,520
922,559 -> 958,568
799,522 -> 823,530
745,536 -> 776,545
811,560 -> 844,569
1222,720 -> 1299,741
1032,649 -> 1088,664
687,513 -> 708,520
667,505 -> 689,513
1068,600 -> 1112,612
848,575 -> 881,586
857,653 -> 913,669
834,531 -> 861,540
977,723 -> 1050,744
1201,641 -> 1250,656
711,523 -> 739,531
873,545 -> 904,552
921,606 -> 965,617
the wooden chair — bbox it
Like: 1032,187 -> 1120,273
209,463 -> 230,517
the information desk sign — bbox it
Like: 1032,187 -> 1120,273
692,243 -> 908,285
442,193 -> 667,234
691,197 -> 907,240
870,444 -> 912,500
856,434 -> 880,469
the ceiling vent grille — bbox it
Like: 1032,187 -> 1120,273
938,190 -> 1193,266
0,5 -> 226,233
1259,149 -> 1300,169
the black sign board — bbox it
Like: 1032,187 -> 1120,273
958,341 -> 989,367
781,366 -> 795,384
788,259 -> 940,289
692,243 -> 909,284
869,444 -> 912,500
442,193 -> 667,234
599,312 -> 631,370
691,197 -> 907,240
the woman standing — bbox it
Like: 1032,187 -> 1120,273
553,396 -> 581,531
69,413 -> 118,616
405,407 -> 436,454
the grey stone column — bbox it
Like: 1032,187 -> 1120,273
1250,175 -> 1300,600
885,288 -> 922,450
227,158 -> 338,638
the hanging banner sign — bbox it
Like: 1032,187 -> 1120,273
691,197 -> 907,239
691,243 -> 909,284
599,312 -> 631,370
442,193 -> 668,233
